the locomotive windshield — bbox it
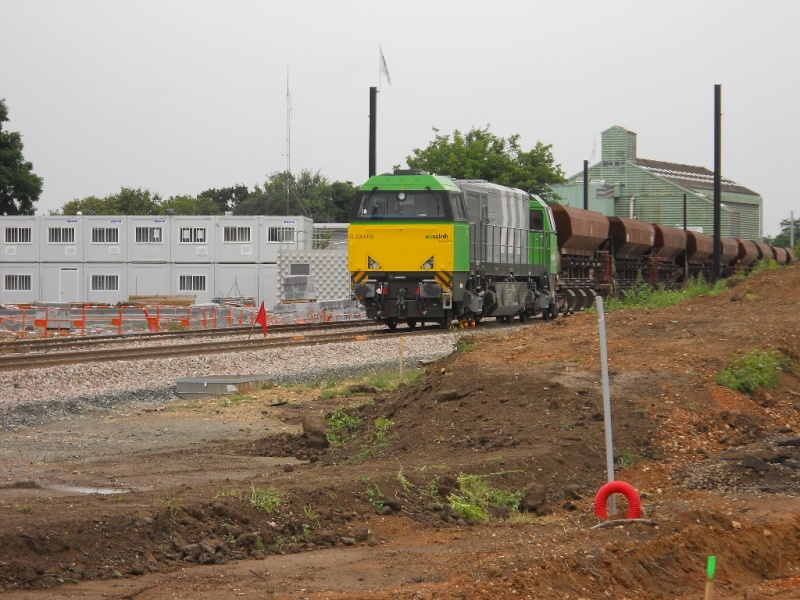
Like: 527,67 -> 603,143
352,190 -> 462,221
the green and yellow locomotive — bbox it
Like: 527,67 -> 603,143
348,170 -> 561,329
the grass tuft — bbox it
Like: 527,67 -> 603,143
715,349 -> 793,395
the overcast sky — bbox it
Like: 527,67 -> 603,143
1,0 -> 797,236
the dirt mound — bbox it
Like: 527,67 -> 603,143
0,266 -> 799,598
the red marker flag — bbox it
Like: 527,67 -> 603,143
254,301 -> 268,336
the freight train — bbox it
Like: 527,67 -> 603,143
348,170 -> 796,328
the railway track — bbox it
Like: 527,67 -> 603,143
0,319 -> 370,354
0,322 -> 449,371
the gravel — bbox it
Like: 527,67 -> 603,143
0,331 -> 460,430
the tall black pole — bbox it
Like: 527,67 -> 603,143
683,193 -> 689,282
369,87 -> 377,178
713,84 -> 722,282
683,193 -> 687,231
583,160 -> 589,210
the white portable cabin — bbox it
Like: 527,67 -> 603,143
39,216 -> 84,263
215,215 -> 259,263
40,263 -> 83,303
213,264 -> 259,302
258,263 -> 279,309
258,217 -> 313,263
173,263 -> 215,304
172,216 -> 215,264
0,262 -> 40,305
85,263 -> 127,305
127,216 -> 172,263
1,216 -> 39,263
128,263 -> 172,298
83,216 -> 127,263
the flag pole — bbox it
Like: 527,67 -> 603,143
247,308 -> 257,339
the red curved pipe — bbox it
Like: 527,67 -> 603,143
594,480 -> 641,519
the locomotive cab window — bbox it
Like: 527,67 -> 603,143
451,193 -> 468,221
353,191 -> 451,221
530,211 -> 544,231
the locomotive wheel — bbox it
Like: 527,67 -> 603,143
406,319 -> 417,329
564,289 -> 577,312
585,288 -> 599,310
574,288 -> 588,311
386,318 -> 398,330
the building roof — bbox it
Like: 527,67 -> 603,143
633,158 -> 759,197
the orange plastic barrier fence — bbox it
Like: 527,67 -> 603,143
0,305 -> 265,338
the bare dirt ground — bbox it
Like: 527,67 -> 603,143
1,266 -> 799,599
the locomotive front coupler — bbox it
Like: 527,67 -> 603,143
396,287 -> 408,316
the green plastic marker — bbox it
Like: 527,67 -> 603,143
705,556 -> 716,600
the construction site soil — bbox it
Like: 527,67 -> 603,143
1,265 -> 799,599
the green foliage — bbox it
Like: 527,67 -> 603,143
159,194 -> 222,215
198,185 -> 250,213
248,485 -> 285,513
769,217 -> 799,250
0,98 -> 43,215
598,277 -> 726,313
60,187 -> 162,216
457,338 -> 477,352
447,473 -> 524,522
234,169 -> 355,222
325,409 -> 363,445
616,447 -> 642,468
52,169 -> 356,218
715,349 -> 793,395
373,417 -> 394,444
396,468 -> 414,492
748,258 -> 780,276
363,481 -> 386,509
405,126 -> 565,201
368,369 -> 424,389
162,497 -> 180,515
355,416 -> 397,461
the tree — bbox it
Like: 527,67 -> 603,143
59,187 -> 161,215
0,98 -> 43,215
325,180 -> 357,222
197,185 -> 250,213
159,195 -> 222,216
406,126 -> 566,202
770,217 -> 800,255
234,170 -> 356,222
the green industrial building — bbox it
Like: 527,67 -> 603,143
550,126 -> 763,240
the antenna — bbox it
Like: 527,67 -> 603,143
286,67 -> 291,213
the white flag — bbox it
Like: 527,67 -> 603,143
380,47 -> 391,86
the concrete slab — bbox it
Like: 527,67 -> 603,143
175,375 -> 274,399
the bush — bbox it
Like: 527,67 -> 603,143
715,349 -> 792,395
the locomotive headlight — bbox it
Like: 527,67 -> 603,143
368,256 -> 381,270
421,256 -> 434,270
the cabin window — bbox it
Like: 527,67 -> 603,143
136,227 -> 162,243
48,227 -> 75,244
4,274 -> 32,291
5,227 -> 32,243
179,275 -> 206,291
92,227 -> 120,244
91,274 -> 119,291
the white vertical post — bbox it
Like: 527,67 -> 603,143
596,296 -> 616,515
399,336 -> 405,384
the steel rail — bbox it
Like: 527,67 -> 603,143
0,319 -> 371,355
0,326 -> 446,371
